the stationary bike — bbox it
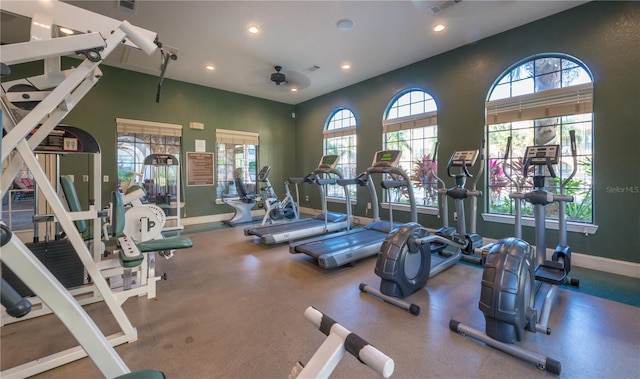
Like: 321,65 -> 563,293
450,131 -> 580,375
360,143 -> 487,315
260,166 -> 300,225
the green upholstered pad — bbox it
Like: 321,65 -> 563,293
125,184 -> 146,195
118,251 -> 144,268
111,191 -> 126,236
114,369 -> 166,379
60,175 -> 88,236
135,236 -> 193,253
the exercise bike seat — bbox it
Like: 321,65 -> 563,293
535,260 -> 567,285
234,177 -> 256,203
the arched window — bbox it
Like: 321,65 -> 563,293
485,54 -> 594,225
324,108 -> 357,199
383,89 -> 438,208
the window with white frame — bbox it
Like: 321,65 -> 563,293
216,129 -> 259,198
485,54 -> 594,224
323,108 -> 357,199
383,89 -> 438,207
116,118 -> 182,194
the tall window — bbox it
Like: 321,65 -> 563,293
383,89 -> 438,207
216,129 -> 259,198
116,118 -> 182,193
485,54 -> 594,223
324,108 -> 357,199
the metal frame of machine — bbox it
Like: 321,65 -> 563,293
1,1 -> 162,377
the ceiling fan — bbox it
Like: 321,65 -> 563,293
270,66 -> 286,85
245,64 -> 311,93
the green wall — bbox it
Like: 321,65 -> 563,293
3,2 -> 638,263
294,1 -> 640,263
4,59 -> 295,219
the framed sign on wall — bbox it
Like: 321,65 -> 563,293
186,152 -> 214,186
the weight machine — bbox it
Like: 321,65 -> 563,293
0,1 -> 172,377
142,153 -> 184,231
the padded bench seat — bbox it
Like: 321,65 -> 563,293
136,236 -> 193,253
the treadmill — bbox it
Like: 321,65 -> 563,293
244,155 -> 351,244
289,150 -> 419,269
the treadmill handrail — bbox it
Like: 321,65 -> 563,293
366,166 -> 416,223
380,180 -> 407,190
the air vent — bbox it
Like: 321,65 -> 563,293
427,0 -> 462,14
118,0 -> 137,13
304,65 -> 320,73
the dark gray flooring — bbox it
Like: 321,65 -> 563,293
1,225 -> 639,378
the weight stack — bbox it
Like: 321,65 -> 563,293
1,239 -> 85,297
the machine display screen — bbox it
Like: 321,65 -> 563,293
372,150 -> 401,168
524,145 -> 559,165
450,150 -> 479,167
318,155 -> 340,169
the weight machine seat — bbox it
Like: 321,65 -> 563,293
136,236 -> 193,253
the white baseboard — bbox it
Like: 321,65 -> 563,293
572,252 -> 640,279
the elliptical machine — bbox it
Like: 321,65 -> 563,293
449,131 -> 580,375
359,142 -> 487,315
432,141 -> 486,264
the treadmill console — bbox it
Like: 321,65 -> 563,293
524,145 -> 559,165
318,155 -> 340,170
449,150 -> 479,167
372,150 -> 401,168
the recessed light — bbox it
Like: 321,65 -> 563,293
248,25 -> 259,34
205,65 -> 215,71
290,88 -> 298,92
434,24 -> 445,32
336,19 -> 354,30
341,63 -> 351,70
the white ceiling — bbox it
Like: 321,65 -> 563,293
2,1 -> 588,105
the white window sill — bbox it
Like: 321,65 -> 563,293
327,197 -> 357,205
481,213 -> 599,235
